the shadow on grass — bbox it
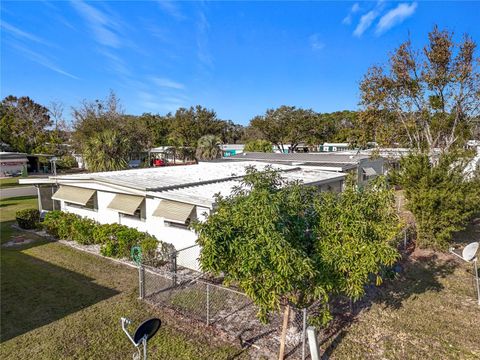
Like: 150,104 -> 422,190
319,252 -> 458,358
0,195 -> 37,202
1,239 -> 118,342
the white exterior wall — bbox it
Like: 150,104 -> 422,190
61,191 -> 202,271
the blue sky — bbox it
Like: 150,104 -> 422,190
1,1 -> 479,125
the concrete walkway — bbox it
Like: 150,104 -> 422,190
0,186 -> 36,199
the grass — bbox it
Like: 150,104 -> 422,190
0,196 -> 244,359
0,177 -> 28,188
319,222 -> 480,359
1,197 -> 479,359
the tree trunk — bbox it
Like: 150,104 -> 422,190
278,304 -> 290,360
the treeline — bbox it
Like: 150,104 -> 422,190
0,91 -> 361,158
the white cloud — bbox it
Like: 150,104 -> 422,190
152,77 -> 185,90
309,34 -> 325,51
196,9 -> 213,68
353,10 -> 380,37
376,2 -> 418,35
1,21 -> 53,47
342,3 -> 360,25
156,0 -> 185,20
10,43 -> 79,79
70,0 -> 122,48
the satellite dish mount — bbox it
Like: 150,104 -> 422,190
450,242 -> 480,306
121,317 -> 161,360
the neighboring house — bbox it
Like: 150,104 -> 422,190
220,144 -> 244,157
225,152 -> 384,185
0,152 -> 28,177
464,145 -> 480,179
20,161 -> 346,270
319,143 -> 350,152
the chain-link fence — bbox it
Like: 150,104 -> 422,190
139,244 -> 309,359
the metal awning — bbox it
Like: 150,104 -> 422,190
363,167 -> 377,177
153,200 -> 195,223
52,186 -> 96,206
107,194 -> 144,215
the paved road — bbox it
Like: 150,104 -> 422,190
0,186 -> 37,199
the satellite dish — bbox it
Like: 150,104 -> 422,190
133,318 -> 161,344
462,242 -> 479,262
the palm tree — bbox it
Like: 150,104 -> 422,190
82,129 -> 129,172
195,135 -> 222,160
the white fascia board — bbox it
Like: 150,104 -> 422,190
54,179 -> 146,196
146,191 -> 214,209
18,178 -> 55,185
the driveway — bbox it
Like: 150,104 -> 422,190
0,186 -> 37,199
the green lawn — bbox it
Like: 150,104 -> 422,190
1,197 -> 479,359
0,177 -> 28,189
319,223 -> 480,359
0,196 -> 244,359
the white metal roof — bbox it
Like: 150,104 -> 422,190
48,161 -> 299,191
149,167 -> 346,207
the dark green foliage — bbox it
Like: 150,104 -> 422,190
193,168 -> 400,324
15,208 -> 40,229
43,210 -> 78,240
393,152 -> 480,250
57,155 -> 77,169
244,139 -> 273,152
42,210 -> 63,237
92,223 -> 126,244
42,211 -> 171,259
71,217 -> 97,245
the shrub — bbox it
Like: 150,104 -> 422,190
42,211 -> 79,240
117,227 -> 140,258
100,238 -> 118,257
93,223 -> 127,245
16,208 -> 40,229
57,155 -> 77,169
42,211 -> 172,260
71,217 -> 97,245
244,139 -> 273,153
394,152 -> 480,250
56,212 -> 79,240
42,210 -> 64,237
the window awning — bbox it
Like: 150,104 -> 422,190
107,194 -> 144,215
363,167 -> 377,177
153,200 -> 195,223
52,186 -> 96,206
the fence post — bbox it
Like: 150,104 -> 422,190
206,283 -> 210,326
171,251 -> 177,287
404,227 -> 407,249
138,264 -> 145,300
302,308 -> 307,360
307,326 -> 320,360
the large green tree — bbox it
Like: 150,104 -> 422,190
250,106 -> 318,152
72,92 -> 154,169
359,26 -> 479,151
194,168 -> 400,358
169,105 -> 224,148
0,95 -> 52,153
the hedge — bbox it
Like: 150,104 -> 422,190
16,208 -> 40,229
42,210 -> 174,261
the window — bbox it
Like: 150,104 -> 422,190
119,206 -> 145,221
65,192 -> 98,211
164,218 -> 191,229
